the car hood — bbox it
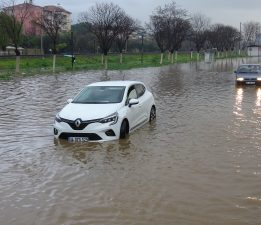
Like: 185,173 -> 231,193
237,72 -> 261,78
59,103 -> 123,121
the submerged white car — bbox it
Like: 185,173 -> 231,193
54,81 -> 156,142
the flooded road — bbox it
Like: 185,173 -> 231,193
1,58 -> 261,225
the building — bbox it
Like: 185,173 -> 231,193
4,1 -> 71,36
247,45 -> 261,57
43,5 -> 71,32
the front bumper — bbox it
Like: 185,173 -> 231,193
53,120 -> 121,142
236,78 -> 261,85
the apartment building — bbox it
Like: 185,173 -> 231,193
4,1 -> 71,36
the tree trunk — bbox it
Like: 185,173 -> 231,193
171,53 -> 174,64
197,53 -> 200,61
15,56 -> 20,73
160,53 -> 163,64
125,40 -> 128,52
168,51 -> 171,61
190,51 -> 193,59
120,53 -> 123,64
175,51 -> 178,62
52,54 -> 56,73
104,54 -> 108,70
101,54 -> 104,65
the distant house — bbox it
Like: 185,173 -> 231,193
4,0 -> 71,36
247,45 -> 261,57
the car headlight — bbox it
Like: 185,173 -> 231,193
55,114 -> 62,123
237,77 -> 244,81
100,112 -> 118,125
257,77 -> 261,81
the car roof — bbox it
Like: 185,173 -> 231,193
238,64 -> 261,67
88,80 -> 144,87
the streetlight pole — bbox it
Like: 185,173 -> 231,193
71,31 -> 74,69
239,22 -> 242,55
257,37 -> 260,63
141,34 -> 144,63
40,34 -> 43,55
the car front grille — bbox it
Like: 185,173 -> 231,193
59,132 -> 102,140
60,118 -> 100,130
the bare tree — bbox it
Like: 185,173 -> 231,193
207,24 -> 240,53
148,1 -> 190,64
190,13 -> 210,53
207,24 -> 225,51
0,0 -> 30,72
166,16 -> 191,63
147,11 -> 167,64
34,7 -> 68,72
242,21 -> 261,48
0,13 -> 10,51
80,2 -> 126,69
161,1 -> 190,63
222,26 -> 240,51
115,15 -> 136,64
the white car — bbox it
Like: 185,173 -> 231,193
53,81 -> 156,142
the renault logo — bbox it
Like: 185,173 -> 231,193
75,119 -> 82,128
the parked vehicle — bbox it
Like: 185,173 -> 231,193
53,81 -> 156,142
234,64 -> 261,85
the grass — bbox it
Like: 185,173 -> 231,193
0,52 -> 243,80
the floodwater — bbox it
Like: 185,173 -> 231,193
1,58 -> 261,225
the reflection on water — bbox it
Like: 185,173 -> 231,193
256,88 -> 261,107
234,87 -> 244,116
0,58 -> 261,225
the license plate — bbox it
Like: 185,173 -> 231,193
68,137 -> 89,143
246,81 -> 255,84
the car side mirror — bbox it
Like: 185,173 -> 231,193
67,98 -> 73,104
128,98 -> 139,107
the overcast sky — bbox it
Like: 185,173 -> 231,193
17,0 -> 261,28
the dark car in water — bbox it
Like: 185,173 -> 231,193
234,64 -> 261,85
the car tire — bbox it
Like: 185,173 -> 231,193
120,120 -> 128,139
149,106 -> 156,122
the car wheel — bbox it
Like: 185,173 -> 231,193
120,120 -> 128,139
149,106 -> 156,122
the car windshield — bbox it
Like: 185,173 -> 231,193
237,65 -> 261,73
72,86 -> 126,104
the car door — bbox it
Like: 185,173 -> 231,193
125,85 -> 142,131
135,84 -> 148,122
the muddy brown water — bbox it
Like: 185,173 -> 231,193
0,58 -> 261,225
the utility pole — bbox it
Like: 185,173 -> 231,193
239,22 -> 242,55
71,31 -> 74,69
141,34 -> 144,63
40,32 -> 43,57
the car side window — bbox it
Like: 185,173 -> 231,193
135,84 -> 146,98
126,85 -> 138,105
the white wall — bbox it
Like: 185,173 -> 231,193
247,46 -> 261,56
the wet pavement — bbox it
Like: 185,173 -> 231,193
0,58 -> 261,225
